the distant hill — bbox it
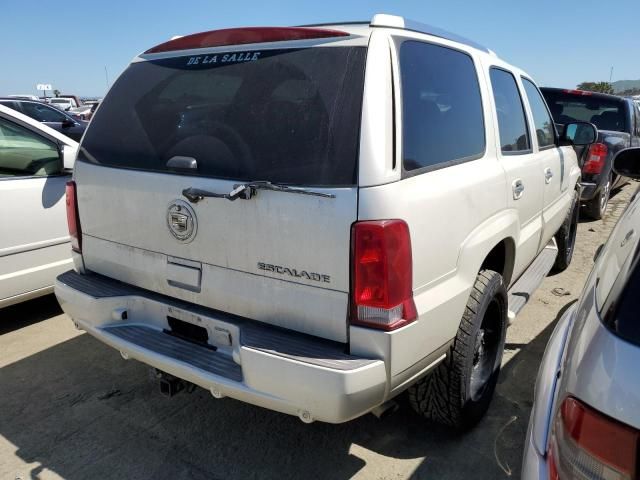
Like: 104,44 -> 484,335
612,79 -> 640,93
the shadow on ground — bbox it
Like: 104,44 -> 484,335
0,299 -> 574,480
0,295 -> 62,335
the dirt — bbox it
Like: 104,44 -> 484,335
0,182 -> 635,480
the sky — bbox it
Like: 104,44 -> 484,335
2,0 -> 639,97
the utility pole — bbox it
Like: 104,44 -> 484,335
609,66 -> 614,83
104,66 -> 110,90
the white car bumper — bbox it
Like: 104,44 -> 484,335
55,270 -> 387,424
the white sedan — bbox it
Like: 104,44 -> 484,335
0,104 -> 77,308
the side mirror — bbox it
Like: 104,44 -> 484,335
61,118 -> 75,128
561,122 -> 598,146
613,148 -> 640,179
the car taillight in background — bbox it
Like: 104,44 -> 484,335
548,397 -> 639,480
144,27 -> 350,54
583,143 -> 608,175
65,180 -> 82,253
350,220 -> 417,331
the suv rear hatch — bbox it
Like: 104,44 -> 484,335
74,33 -> 368,342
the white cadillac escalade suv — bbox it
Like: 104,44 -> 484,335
55,14 -> 596,429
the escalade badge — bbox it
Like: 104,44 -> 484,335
167,200 -> 197,243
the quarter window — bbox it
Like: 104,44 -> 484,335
490,68 -> 530,153
400,41 -> 485,172
0,117 -> 60,177
522,78 -> 555,148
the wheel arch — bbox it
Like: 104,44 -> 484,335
480,238 -> 516,287
456,209 -> 519,289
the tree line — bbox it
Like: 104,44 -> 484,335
576,81 -> 640,96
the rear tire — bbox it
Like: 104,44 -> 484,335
584,173 -> 611,220
553,190 -> 579,272
408,269 -> 507,430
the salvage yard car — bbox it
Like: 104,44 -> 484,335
55,14 -> 596,429
48,97 -> 75,111
0,98 -> 88,142
0,104 -> 77,308
542,88 -> 640,219
522,148 -> 640,479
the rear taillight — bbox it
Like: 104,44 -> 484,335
144,27 -> 349,54
65,180 -> 82,253
548,397 -> 639,480
583,143 -> 608,174
350,220 -> 417,331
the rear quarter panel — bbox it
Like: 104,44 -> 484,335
358,155 -> 510,377
557,192 -> 640,430
559,286 -> 640,431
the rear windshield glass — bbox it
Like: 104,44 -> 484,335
542,91 -> 626,133
79,47 -> 367,186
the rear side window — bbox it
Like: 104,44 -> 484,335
542,90 -> 627,133
79,47 -> 367,186
490,68 -> 530,153
399,41 -> 485,172
521,78 -> 555,148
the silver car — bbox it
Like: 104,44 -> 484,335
522,148 -> 640,479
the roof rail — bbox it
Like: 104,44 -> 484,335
370,14 -> 491,54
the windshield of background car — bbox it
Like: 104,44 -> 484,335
78,47 -> 367,186
542,91 -> 626,133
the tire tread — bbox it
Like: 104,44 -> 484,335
408,269 -> 506,429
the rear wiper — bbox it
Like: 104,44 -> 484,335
182,181 -> 335,203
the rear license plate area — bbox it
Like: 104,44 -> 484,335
164,316 -> 215,350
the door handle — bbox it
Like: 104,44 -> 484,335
513,179 -> 525,200
544,168 -> 553,184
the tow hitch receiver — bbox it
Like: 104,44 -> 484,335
156,370 -> 194,397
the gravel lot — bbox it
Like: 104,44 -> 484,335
1,182 -> 635,480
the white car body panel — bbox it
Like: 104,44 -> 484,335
56,17 -> 580,423
0,104 -> 78,308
